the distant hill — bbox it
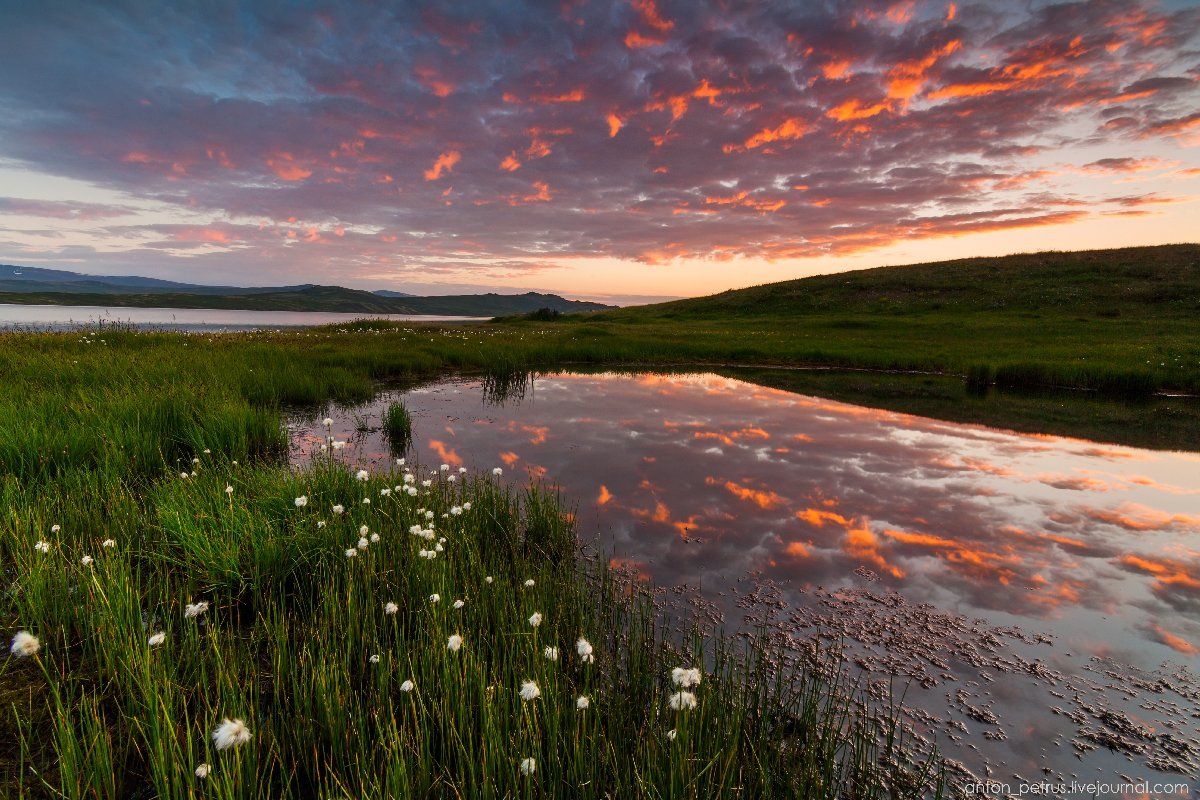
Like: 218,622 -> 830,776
588,244 -> 1199,320
0,265 -> 609,315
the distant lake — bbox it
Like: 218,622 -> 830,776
293,371 -> 1200,790
0,303 -> 487,331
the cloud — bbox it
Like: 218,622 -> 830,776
0,0 -> 1195,282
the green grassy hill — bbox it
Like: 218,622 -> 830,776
595,244 -> 1199,320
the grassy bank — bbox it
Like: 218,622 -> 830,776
0,329 -> 938,797
556,244 -> 1200,399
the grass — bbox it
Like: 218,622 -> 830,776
0,328 -> 940,798
381,401 -> 414,454
4,243 -> 1199,794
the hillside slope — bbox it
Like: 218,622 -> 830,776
594,244 -> 1199,320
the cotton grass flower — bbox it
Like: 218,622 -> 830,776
668,691 -> 698,710
447,634 -> 463,651
317,521 -> 326,529
384,602 -> 398,615
667,729 -> 677,741
51,524 -> 61,533
345,548 -> 357,558
543,646 -> 559,661
485,576 -> 494,584
576,638 -> 595,663
400,679 -> 414,692
80,555 -> 94,566
671,667 -> 702,688
148,632 -> 166,647
520,757 -> 536,776
429,594 -> 440,604
524,579 -> 535,588
10,631 -> 39,658
528,612 -> 542,628
211,718 -> 252,750
370,533 -> 380,543
362,498 -> 370,505
359,525 -> 369,535
453,599 -> 465,609
439,464 -> 449,472
356,470 -> 369,481
195,763 -> 212,779
225,484 -> 233,495
357,537 -> 369,550
294,495 -> 308,507
184,601 -> 210,619
102,539 -> 116,548
322,417 -> 333,427
519,680 -> 541,701
493,467 -> 503,476
34,541 -> 50,553
576,695 -> 590,710
332,504 -> 344,515
369,654 -> 380,664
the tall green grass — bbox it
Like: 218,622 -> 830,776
0,327 -> 942,797
2,459 -> 939,798
381,401 -> 413,453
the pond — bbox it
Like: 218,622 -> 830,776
290,371 -> 1200,791
0,303 -> 485,331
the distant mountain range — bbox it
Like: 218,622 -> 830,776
0,265 -> 609,315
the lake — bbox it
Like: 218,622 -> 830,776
0,303 -> 485,331
291,371 -> 1200,791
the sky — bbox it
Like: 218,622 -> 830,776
0,0 -> 1197,304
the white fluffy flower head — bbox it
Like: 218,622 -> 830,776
10,631 -> 40,658
668,691 -> 698,710
211,718 -> 253,750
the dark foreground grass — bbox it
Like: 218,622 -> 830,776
0,328 -> 941,798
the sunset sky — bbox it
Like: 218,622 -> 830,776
0,0 -> 1197,303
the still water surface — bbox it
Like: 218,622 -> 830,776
291,371 -> 1200,791
0,303 -> 484,331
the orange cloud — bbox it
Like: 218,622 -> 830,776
726,117 -> 810,152
820,59 -> 852,80
414,65 -> 454,97
499,451 -> 520,466
606,113 -> 624,137
706,477 -> 785,509
523,181 -> 552,202
266,152 -> 312,181
886,39 -> 961,102
428,439 -> 463,466
500,152 -> 521,171
597,485 -> 613,505
423,150 -> 461,181
1151,625 -> 1199,655
827,98 -> 891,121
1119,554 -> 1200,590
632,0 -> 673,33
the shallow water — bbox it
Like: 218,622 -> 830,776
291,371 -> 1200,793
0,303 -> 484,331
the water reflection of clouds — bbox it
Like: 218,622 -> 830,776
294,371 -> 1200,662
291,371 -> 1200,786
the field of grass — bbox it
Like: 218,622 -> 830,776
4,244 -> 1198,795
560,244 -> 1200,399
0,327 -> 938,798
